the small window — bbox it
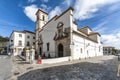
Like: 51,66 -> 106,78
18,40 -> 22,46
19,34 -> 22,37
27,41 -> 30,46
47,43 -> 49,51
33,37 -> 35,39
11,40 -> 13,42
27,36 -> 30,38
33,42 -> 35,45
37,15 -> 39,20
43,15 -> 45,21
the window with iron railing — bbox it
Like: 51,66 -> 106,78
26,41 -> 30,46
27,36 -> 30,38
33,37 -> 35,39
18,40 -> 22,46
19,34 -> 22,37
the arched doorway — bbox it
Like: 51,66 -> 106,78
58,43 -> 64,57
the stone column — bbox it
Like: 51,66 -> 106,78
26,49 -> 30,62
30,48 -> 35,64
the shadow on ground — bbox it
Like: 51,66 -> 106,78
18,57 -> 120,80
18,62 -> 30,64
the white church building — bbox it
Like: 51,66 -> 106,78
35,7 -> 103,60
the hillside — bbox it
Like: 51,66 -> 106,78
0,36 -> 9,42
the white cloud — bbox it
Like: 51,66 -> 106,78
24,4 -> 51,22
24,5 -> 38,22
48,0 -> 74,19
62,0 -> 73,6
42,0 -> 49,3
49,6 -> 62,19
93,21 -> 120,49
93,21 -> 108,34
101,31 -> 120,49
108,3 -> 120,12
28,0 -> 36,3
74,0 -> 120,20
40,4 -> 51,12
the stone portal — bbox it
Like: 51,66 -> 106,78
58,43 -> 64,57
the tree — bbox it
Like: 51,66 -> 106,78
0,35 -> 9,42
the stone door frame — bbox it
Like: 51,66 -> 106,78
58,43 -> 64,57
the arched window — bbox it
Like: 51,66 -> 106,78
43,15 -> 45,21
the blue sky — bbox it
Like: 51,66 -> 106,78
0,0 -> 120,48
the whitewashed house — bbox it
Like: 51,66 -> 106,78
103,46 -> 114,55
35,7 -> 103,60
9,30 -> 35,56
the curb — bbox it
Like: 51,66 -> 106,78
18,55 -> 25,61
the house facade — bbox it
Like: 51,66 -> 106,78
103,46 -> 115,55
9,30 -> 35,56
35,7 -> 103,60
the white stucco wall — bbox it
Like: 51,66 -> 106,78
9,31 -> 35,56
38,9 -> 73,57
14,32 -> 25,47
25,32 -> 35,48
72,23 -> 77,31
72,33 -> 103,60
36,8 -> 103,60
12,32 -> 25,55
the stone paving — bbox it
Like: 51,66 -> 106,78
10,55 -> 120,80
0,55 -> 12,80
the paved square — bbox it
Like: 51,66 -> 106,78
15,56 -> 120,80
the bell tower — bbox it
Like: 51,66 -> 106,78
35,9 -> 48,52
36,9 -> 48,31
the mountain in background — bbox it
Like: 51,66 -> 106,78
0,36 -> 9,42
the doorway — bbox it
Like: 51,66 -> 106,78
58,43 -> 64,57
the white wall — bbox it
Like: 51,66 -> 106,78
38,9 -> 73,57
72,23 -> 77,31
14,32 -> 25,48
9,31 -> 35,56
11,32 -> 25,56
25,32 -> 35,48
72,33 -> 103,59
42,57 -> 70,64
36,8 -> 103,59
36,11 -> 48,30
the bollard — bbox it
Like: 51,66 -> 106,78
26,50 -> 30,62
30,48 -> 35,64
